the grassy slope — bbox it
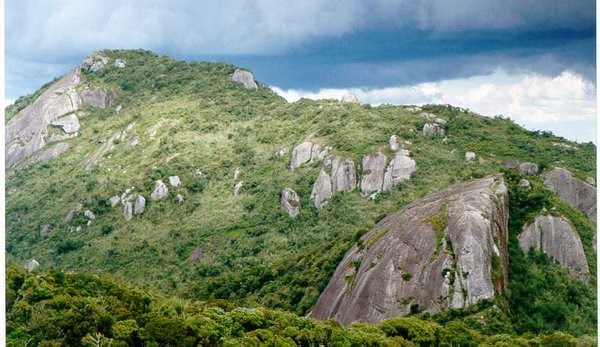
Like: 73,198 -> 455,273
5,50 -> 596,332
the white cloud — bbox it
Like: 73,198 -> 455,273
272,70 -> 597,143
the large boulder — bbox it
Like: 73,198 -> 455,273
25,259 -> 40,271
231,69 -> 257,89
383,149 -> 416,190
290,140 -> 330,170
169,176 -> 181,187
50,113 -> 80,134
234,182 -> 243,196
423,123 -> 445,136
312,176 -> 509,324
518,162 -> 538,175
151,180 -> 169,200
543,167 -> 596,222
5,68 -> 82,168
82,54 -> 110,73
290,141 -> 313,170
311,170 -> 333,209
84,210 -> 95,220
519,179 -> 531,189
465,152 -> 476,161
360,151 -> 387,197
109,195 -> 121,207
114,59 -> 126,69
134,195 -> 145,214
123,201 -> 133,221
519,215 -> 589,281
331,157 -> 357,193
281,188 -> 301,217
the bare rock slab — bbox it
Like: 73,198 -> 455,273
312,176 -> 509,324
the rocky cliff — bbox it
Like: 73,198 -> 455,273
311,175 -> 509,324
519,215 -> 589,281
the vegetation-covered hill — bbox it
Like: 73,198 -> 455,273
5,49 -> 597,344
6,266 -> 597,346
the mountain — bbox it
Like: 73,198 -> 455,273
5,49 -> 597,345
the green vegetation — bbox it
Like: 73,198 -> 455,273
363,228 -> 390,251
503,171 -> 597,335
429,203 -> 448,256
5,49 -> 597,343
7,266 -> 596,346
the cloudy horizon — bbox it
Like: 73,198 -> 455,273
5,0 -> 596,143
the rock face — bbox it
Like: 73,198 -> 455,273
543,167 -> 596,222
423,123 -> 444,136
341,93 -> 358,103
312,176 -> 509,324
518,162 -> 538,175
6,68 -> 82,168
290,140 -> 330,170
51,113 -> 80,134
519,215 -> 589,281
383,150 -> 416,190
360,151 -> 387,197
151,180 -> 169,200
81,88 -> 115,108
331,157 -> 357,193
281,188 -> 301,217
25,259 -> 40,271
311,170 -> 333,209
231,69 -> 257,89
134,195 -> 145,214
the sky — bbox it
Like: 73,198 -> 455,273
5,0 -> 597,143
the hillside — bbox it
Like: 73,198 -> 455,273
5,49 -> 597,344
